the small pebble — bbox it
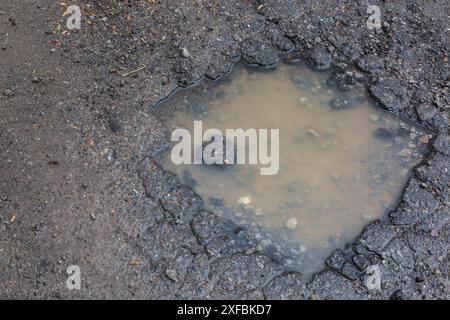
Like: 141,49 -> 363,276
165,269 -> 178,282
260,239 -> 272,248
398,148 -> 412,157
238,196 -> 251,205
254,209 -> 263,216
285,217 -> 298,230
369,114 -> 379,122
181,47 -> 190,58
418,135 -> 429,144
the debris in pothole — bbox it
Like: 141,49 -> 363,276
285,218 -> 298,230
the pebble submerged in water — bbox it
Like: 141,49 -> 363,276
285,217 -> 298,230
238,196 -> 251,205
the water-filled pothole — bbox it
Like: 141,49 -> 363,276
155,62 -> 429,275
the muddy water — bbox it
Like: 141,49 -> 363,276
155,62 -> 429,275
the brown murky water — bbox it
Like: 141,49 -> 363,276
155,62 -> 429,274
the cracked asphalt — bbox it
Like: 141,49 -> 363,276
0,0 -> 449,299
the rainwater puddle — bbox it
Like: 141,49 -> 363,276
154,62 -> 429,275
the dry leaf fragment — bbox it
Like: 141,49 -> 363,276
128,259 -> 142,266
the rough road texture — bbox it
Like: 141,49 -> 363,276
0,0 -> 449,299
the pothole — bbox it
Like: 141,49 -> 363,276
154,61 -> 429,275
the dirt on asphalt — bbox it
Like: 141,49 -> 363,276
0,0 -> 449,299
